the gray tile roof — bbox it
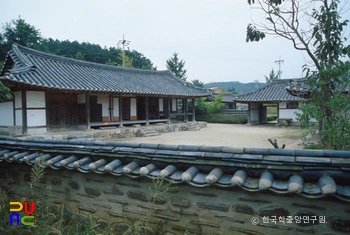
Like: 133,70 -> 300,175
286,78 -> 350,97
207,93 -> 235,102
0,44 -> 210,97
233,79 -> 304,103
1,136 -> 350,202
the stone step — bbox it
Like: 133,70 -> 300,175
142,130 -> 160,137
189,126 -> 201,131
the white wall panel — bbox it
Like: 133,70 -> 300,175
97,95 -> 109,116
0,102 -> 14,125
130,98 -> 137,116
279,109 -> 300,121
27,110 -> 46,126
250,103 -> 259,122
159,98 -> 163,112
15,91 -> 22,108
27,91 -> 45,108
172,99 -> 177,112
113,98 -> 119,116
15,110 -> 22,126
279,102 -> 287,109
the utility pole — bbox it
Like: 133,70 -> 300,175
117,34 -> 131,67
254,79 -> 259,89
275,56 -> 284,79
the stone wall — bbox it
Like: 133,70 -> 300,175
2,162 -> 349,235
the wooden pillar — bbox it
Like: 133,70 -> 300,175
109,95 -> 113,122
192,98 -> 196,122
45,91 -> 50,131
247,103 -> 251,125
167,98 -> 171,123
21,90 -> 27,133
182,99 -> 185,122
86,94 -> 91,130
145,96 -> 149,125
185,98 -> 189,123
119,95 -> 123,127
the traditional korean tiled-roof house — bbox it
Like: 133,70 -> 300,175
0,44 -> 210,135
233,79 -> 305,125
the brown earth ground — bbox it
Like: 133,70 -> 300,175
120,123 -> 310,149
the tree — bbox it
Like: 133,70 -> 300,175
264,69 -> 278,83
191,79 -> 204,88
117,51 -> 133,68
195,92 -> 225,114
228,86 -> 237,94
0,82 -> 12,102
246,0 -> 350,149
166,52 -> 188,82
0,16 -> 42,62
75,51 -> 85,61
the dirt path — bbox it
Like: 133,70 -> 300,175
120,123 -> 305,149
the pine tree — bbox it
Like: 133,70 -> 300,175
166,52 -> 188,82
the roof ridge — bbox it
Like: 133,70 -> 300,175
12,43 -> 169,75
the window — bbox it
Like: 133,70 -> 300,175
286,102 -> 298,109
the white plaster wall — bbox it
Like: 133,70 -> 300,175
97,95 -> 109,116
250,103 -> 259,122
15,110 -> 22,126
279,102 -> 287,109
27,110 -> 46,126
26,91 -> 45,108
159,98 -> 163,112
15,92 -> 22,108
130,98 -> 137,116
279,109 -> 301,122
0,102 -> 14,126
172,99 -> 177,112
113,98 -> 119,116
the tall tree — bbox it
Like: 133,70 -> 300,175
0,16 -> 42,62
264,69 -> 278,84
166,52 -> 188,82
246,0 -> 350,149
191,79 -> 204,88
117,51 -> 133,68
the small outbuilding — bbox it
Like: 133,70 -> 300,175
0,44 -> 210,135
233,79 -> 305,125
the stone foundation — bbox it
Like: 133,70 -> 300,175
26,122 -> 207,141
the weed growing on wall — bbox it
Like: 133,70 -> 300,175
1,162 -> 183,235
123,177 -> 174,235
2,162 -> 109,235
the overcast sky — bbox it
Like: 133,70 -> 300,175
1,0 -> 349,84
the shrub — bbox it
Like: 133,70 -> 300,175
267,115 -> 278,121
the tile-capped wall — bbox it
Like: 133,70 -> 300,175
1,163 -> 349,235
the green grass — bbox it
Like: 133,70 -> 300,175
0,131 -> 9,136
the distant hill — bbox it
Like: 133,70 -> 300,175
204,81 -> 266,95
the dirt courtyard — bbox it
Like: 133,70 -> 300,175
121,123 -> 307,149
